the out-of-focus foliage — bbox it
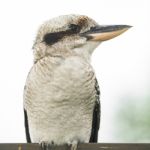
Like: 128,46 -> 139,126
113,95 -> 150,142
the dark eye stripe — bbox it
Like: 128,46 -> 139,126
43,24 -> 81,45
43,32 -> 65,45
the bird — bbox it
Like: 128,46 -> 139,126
23,14 -> 131,150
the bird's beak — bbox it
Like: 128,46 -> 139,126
81,25 -> 132,41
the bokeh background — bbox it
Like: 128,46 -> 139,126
0,0 -> 149,143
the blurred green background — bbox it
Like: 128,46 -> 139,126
113,93 -> 150,142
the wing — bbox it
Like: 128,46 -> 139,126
24,109 -> 31,143
89,78 -> 100,142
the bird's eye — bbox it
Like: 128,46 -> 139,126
69,24 -> 81,33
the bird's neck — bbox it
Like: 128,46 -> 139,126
73,41 -> 101,63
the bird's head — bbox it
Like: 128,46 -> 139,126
33,14 -> 131,62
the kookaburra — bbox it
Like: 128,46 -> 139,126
23,14 -> 131,150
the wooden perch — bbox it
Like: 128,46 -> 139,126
0,143 -> 150,150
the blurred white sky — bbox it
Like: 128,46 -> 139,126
0,0 -> 149,143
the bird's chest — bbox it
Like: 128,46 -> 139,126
51,58 -> 96,102
27,57 -> 96,106
25,57 -> 97,143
